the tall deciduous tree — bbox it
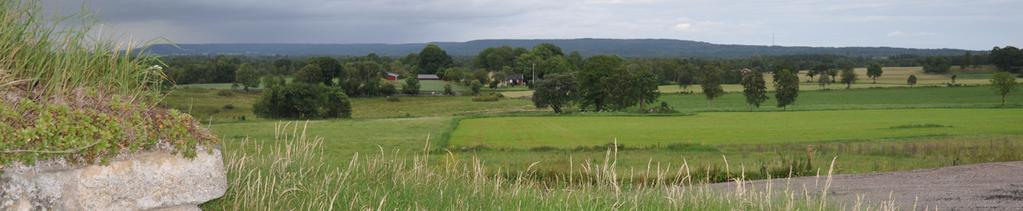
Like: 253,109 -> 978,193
309,57 -> 343,86
417,44 -> 453,74
294,64 -> 323,84
907,74 -> 918,87
532,74 -> 578,113
605,63 -> 659,110
817,71 -> 831,89
344,61 -> 384,96
577,55 -> 622,111
840,68 -> 857,89
991,72 -> 1018,106
676,63 -> 698,91
740,70 -> 768,109
701,66 -> 725,106
272,58 -> 293,75
827,69 -> 839,83
235,63 -> 261,91
867,64 -> 883,84
774,69 -> 800,109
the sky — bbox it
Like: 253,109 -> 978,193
43,0 -> 1023,50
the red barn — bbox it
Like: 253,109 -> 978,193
385,72 -> 399,81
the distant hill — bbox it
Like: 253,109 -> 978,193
145,38 -> 971,58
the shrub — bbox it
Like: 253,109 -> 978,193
217,89 -> 236,97
252,83 -> 351,119
386,96 -> 401,102
469,80 -> 482,95
223,104 -> 235,110
380,83 -> 398,96
443,84 -> 455,96
402,77 -> 420,95
472,93 -> 501,102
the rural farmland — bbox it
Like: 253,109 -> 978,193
6,0 -> 1023,210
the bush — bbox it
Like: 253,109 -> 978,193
217,90 -> 236,97
252,83 -> 351,119
443,84 -> 455,96
402,77 -> 420,95
222,104 -> 235,110
472,93 -> 501,102
380,83 -> 398,96
386,96 -> 401,102
469,80 -> 482,95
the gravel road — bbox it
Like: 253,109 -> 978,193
711,161 -> 1023,210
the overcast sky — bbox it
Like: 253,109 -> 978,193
43,0 -> 1022,50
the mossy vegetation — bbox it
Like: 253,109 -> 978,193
0,0 -> 216,167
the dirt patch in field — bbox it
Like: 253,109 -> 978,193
711,161 -> 1023,210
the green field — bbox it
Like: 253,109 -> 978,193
175,81 -> 1023,209
450,109 -> 1023,148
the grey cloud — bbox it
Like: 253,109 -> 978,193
42,0 -> 1023,49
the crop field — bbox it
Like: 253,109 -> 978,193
503,67 -> 1005,97
449,109 -> 1023,148
658,85 -> 1023,112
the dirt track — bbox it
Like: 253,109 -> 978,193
712,161 -> 1023,210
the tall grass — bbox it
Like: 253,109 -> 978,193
204,122 -> 902,210
0,0 -> 163,101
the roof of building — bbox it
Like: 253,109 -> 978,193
505,74 -> 524,80
417,74 -> 440,80
386,72 -> 399,77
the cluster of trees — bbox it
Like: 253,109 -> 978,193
991,46 -> 1023,75
531,55 -> 659,113
252,80 -> 352,119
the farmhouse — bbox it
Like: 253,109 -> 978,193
418,74 -> 440,80
504,74 -> 526,86
385,72 -> 399,81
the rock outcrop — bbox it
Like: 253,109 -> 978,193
1,149 -> 227,210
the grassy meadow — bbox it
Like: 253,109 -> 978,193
160,72 -> 1023,209
449,109 -> 1023,148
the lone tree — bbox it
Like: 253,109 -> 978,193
866,64 -> 883,84
701,66 -> 725,106
774,69 -> 800,109
991,72 -> 1018,106
235,63 -> 260,91
907,74 -> 918,87
817,72 -> 831,89
827,69 -> 839,83
740,70 -> 768,109
840,68 -> 857,89
532,74 -> 578,113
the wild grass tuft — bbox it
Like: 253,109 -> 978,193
205,122 -> 904,210
0,0 -> 164,101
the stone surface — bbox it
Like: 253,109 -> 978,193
1,149 -> 227,211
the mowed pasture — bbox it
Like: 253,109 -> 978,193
449,109 -> 1023,148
